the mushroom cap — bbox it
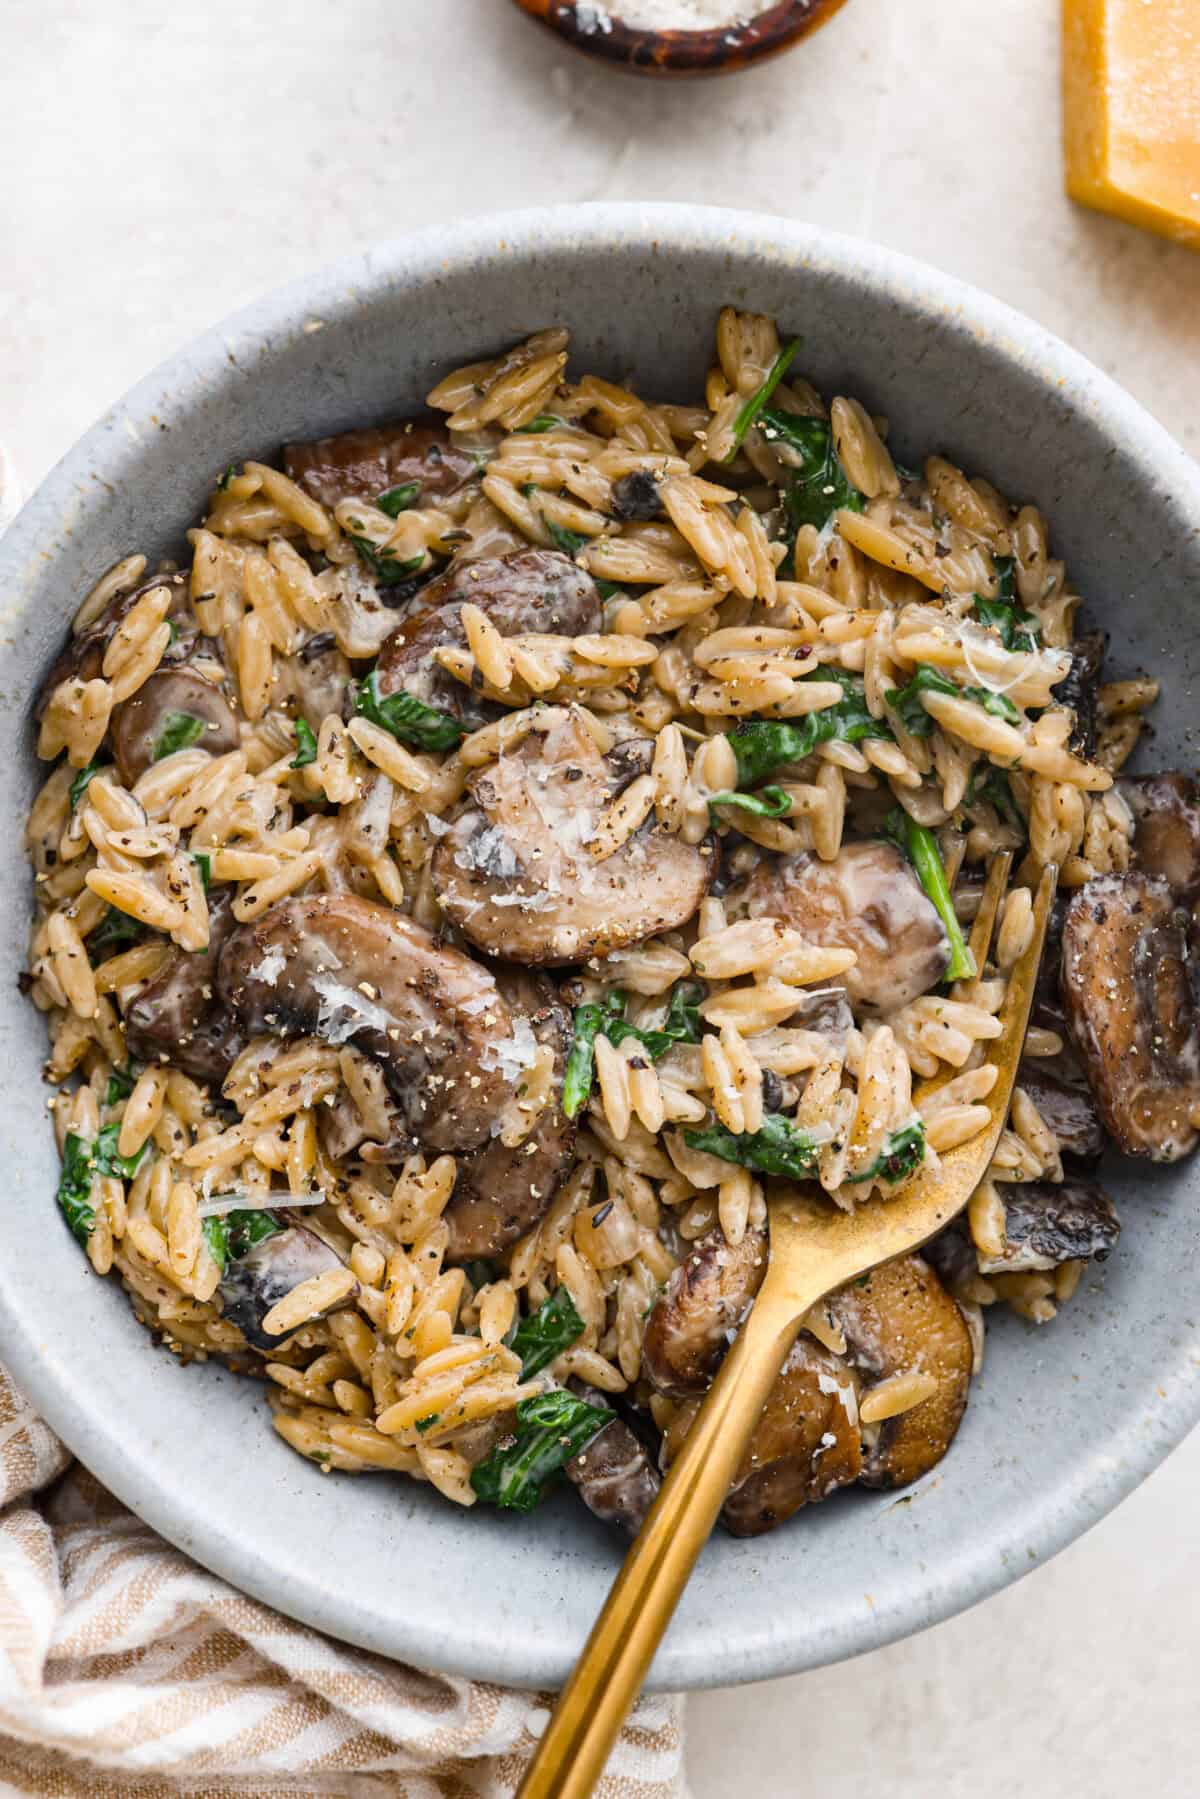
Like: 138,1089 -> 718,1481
36,569 -> 197,719
979,1178 -> 1120,1276
727,839 -> 950,1010
218,1224 -> 349,1353
125,888 -> 244,1086
564,1386 -> 660,1538
1061,872 -> 1200,1162
431,708 -> 715,966
720,1335 -> 862,1537
642,1224 -> 768,1400
1015,1064 -> 1103,1162
218,893 -> 523,1154
283,417 -> 481,510
1119,772 -> 1200,906
375,548 -> 602,725
111,665 -> 241,786
444,969 -> 576,1261
827,1252 -> 972,1490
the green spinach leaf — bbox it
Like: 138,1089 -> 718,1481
684,1115 -> 825,1181
354,670 -> 463,752
510,1286 -> 586,1380
727,668 -> 892,787
86,907 -> 144,962
290,718 -> 319,768
707,785 -> 790,821
887,664 -> 1019,738
758,407 -> 865,533
844,1120 -> 927,1186
152,711 -> 206,762
200,1206 -> 285,1274
883,808 -> 975,982
69,760 -> 105,811
56,1126 -> 150,1247
376,482 -> 420,518
348,534 -> 426,587
470,1389 -> 610,1513
725,338 -> 801,460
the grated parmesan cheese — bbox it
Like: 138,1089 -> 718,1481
311,974 -> 392,1045
480,1016 -> 539,1084
248,947 -> 286,986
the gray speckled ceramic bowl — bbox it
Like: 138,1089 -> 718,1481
1,205 -> 1197,1692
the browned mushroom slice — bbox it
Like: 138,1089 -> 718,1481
564,1387 -> 660,1537
720,1336 -> 862,1536
1118,773 -> 1200,904
218,1224 -> 349,1352
36,570 -> 197,717
642,1225 -> 768,1399
826,1253 -> 972,1490
125,888 -> 244,1085
1015,1065 -> 1103,1161
445,970 -> 575,1260
978,1177 -> 1120,1275
1061,872 -> 1200,1161
283,418 -> 482,510
111,666 -> 241,786
431,708 -> 714,966
374,548 -> 602,724
1055,629 -> 1107,759
218,894 -> 521,1154
727,840 -> 950,1010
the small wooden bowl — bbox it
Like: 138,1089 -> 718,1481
511,0 -> 850,78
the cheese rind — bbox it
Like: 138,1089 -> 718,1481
1063,0 -> 1200,251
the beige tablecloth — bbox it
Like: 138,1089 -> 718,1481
0,1366 -> 688,1796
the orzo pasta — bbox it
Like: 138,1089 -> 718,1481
24,309 -> 1195,1536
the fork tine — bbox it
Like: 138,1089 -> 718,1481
957,850 -> 1013,1001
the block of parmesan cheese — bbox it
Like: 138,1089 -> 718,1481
1063,0 -> 1200,251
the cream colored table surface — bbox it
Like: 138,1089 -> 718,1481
2,1 -> 1199,1793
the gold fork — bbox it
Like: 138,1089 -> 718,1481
518,855 -> 1055,1799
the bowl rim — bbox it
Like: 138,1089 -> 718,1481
2,202 -> 1199,1690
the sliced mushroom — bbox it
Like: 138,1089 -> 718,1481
978,1177 -> 1120,1275
1015,1065 -> 1103,1162
374,549 -> 602,725
564,1386 -> 660,1537
124,888 -> 244,1085
272,630 -> 353,730
219,894 -> 523,1153
37,570 -> 198,716
1031,894 -> 1071,1044
283,418 -> 482,510
1055,629 -> 1107,760
431,707 -> 714,965
727,840 -> 950,1010
827,1253 -> 972,1489
111,665 -> 241,786
720,1336 -> 862,1536
1118,773 -> 1200,905
445,969 -> 575,1260
1061,872 -> 1200,1161
642,1225 -> 768,1399
610,470 -> 663,522
217,1224 -> 348,1352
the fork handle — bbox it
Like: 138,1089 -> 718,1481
517,1290 -> 806,1799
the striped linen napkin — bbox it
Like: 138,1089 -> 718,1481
0,1363 -> 688,1797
